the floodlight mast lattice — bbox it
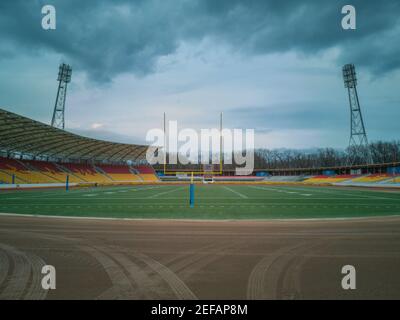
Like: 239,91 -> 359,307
51,63 -> 72,130
342,64 -> 371,165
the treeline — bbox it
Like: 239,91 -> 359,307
151,141 -> 400,170
254,140 -> 400,169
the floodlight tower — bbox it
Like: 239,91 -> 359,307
342,64 -> 371,165
51,63 -> 72,129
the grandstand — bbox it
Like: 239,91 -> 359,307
302,174 -> 357,184
0,108 -> 158,187
299,173 -> 400,186
0,156 -> 158,185
350,173 -> 394,183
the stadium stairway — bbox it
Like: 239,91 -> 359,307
0,157 -> 36,184
55,163 -> 87,183
18,160 -> 63,183
0,167 -> 28,184
133,165 -> 159,182
96,164 -> 142,182
62,163 -> 114,184
93,166 -> 115,182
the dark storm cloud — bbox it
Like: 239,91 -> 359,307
227,103 -> 347,131
1,0 -> 399,81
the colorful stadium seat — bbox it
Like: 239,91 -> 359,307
350,174 -> 393,183
0,157 -> 158,185
134,165 -> 159,182
96,164 -> 141,182
303,175 -> 357,184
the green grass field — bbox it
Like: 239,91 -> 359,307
0,184 -> 400,219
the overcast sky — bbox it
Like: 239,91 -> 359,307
0,0 -> 399,149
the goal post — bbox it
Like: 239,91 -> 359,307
203,164 -> 215,183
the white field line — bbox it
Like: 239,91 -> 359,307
130,186 -> 162,192
0,185 -> 161,199
146,186 -> 185,199
249,185 -> 309,196
249,186 -> 284,193
95,186 -> 161,195
6,186 -> 163,199
278,185 -> 398,201
223,186 -> 248,199
251,185 -> 399,201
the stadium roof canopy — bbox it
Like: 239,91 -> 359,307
0,108 -> 154,163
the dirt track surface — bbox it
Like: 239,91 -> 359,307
1,214 -> 400,300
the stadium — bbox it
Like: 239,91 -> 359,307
1,87 -> 400,299
1,105 -> 400,220
1,1 -> 400,304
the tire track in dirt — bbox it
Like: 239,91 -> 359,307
174,242 -> 242,280
99,241 -> 237,299
168,241 -> 234,271
0,229 -> 183,299
23,252 -> 48,300
0,229 -> 133,300
15,226 -> 197,299
80,246 -> 139,299
111,252 -> 170,299
247,241 -> 313,299
0,249 -> 9,287
274,241 -> 327,299
132,252 -> 197,300
0,244 -> 47,300
89,245 -> 173,299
